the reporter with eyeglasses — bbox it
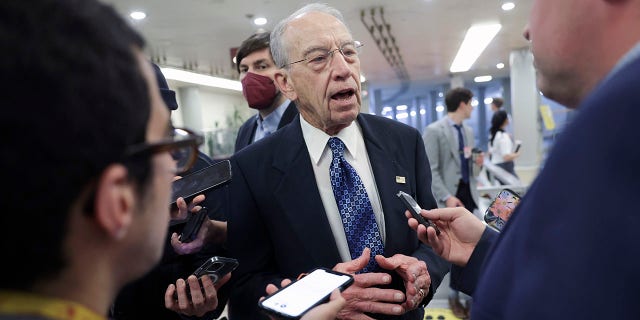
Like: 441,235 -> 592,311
111,64 -> 230,320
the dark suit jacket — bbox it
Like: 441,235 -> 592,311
454,54 -> 640,319
227,113 -> 450,319
234,100 -> 298,153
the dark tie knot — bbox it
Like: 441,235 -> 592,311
328,137 -> 346,157
454,124 -> 462,131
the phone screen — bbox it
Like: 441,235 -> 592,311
259,268 -> 353,318
171,159 -> 232,205
484,188 -> 521,231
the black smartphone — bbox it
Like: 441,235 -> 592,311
179,207 -> 209,243
514,140 -> 522,153
259,268 -> 353,319
484,188 -> 521,231
170,159 -> 232,205
193,256 -> 239,283
173,256 -> 239,300
397,191 -> 441,235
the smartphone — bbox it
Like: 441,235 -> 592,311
179,207 -> 208,243
259,268 -> 354,319
484,188 -> 521,231
173,256 -> 239,300
170,159 -> 232,205
514,140 -> 522,153
193,256 -> 239,282
396,191 -> 441,235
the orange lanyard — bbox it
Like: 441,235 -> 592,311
0,291 -> 105,320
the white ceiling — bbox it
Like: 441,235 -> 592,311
104,0 -> 533,102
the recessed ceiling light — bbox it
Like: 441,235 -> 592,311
254,17 -> 267,26
130,11 -> 146,20
161,67 -> 242,91
502,2 -> 515,11
474,75 -> 493,83
496,62 -> 505,69
360,74 -> 366,83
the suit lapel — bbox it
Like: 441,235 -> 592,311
271,117 -> 341,265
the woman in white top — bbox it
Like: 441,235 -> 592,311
489,110 -> 520,183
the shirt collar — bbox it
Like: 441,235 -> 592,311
0,290 -> 106,320
300,117 -> 361,165
256,99 -> 291,133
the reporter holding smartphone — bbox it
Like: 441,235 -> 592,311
111,64 -> 229,320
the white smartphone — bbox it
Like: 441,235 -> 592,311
259,268 -> 354,319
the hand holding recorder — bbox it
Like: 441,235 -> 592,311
405,207 -> 485,267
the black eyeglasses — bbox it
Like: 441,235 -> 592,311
124,127 -> 203,174
284,40 -> 363,71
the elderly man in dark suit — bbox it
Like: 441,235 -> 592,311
227,3 -> 449,319
406,0 -> 640,319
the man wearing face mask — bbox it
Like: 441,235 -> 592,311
235,31 -> 298,152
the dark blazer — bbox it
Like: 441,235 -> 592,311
234,100 -> 298,153
454,54 -> 640,319
227,113 -> 450,319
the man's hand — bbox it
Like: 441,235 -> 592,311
405,207 -> 485,266
171,219 -> 227,255
170,192 -> 205,221
164,273 -> 230,317
376,254 -> 430,310
332,249 -> 406,319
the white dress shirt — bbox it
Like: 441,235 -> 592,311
300,116 -> 386,263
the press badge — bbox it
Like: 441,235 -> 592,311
463,146 -> 472,159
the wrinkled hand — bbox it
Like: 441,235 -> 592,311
405,207 -> 485,266
332,248 -> 406,319
376,254 -> 430,310
164,273 -> 230,317
264,279 -> 347,320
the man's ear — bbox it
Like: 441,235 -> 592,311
274,70 -> 297,101
93,164 -> 135,240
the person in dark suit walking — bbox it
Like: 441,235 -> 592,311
227,3 -> 449,319
234,32 -> 298,152
406,0 -> 640,318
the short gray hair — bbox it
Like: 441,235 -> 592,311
270,3 -> 349,69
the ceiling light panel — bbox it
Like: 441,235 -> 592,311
450,23 -> 502,73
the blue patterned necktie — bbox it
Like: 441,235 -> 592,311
454,124 -> 469,183
328,137 -> 383,273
